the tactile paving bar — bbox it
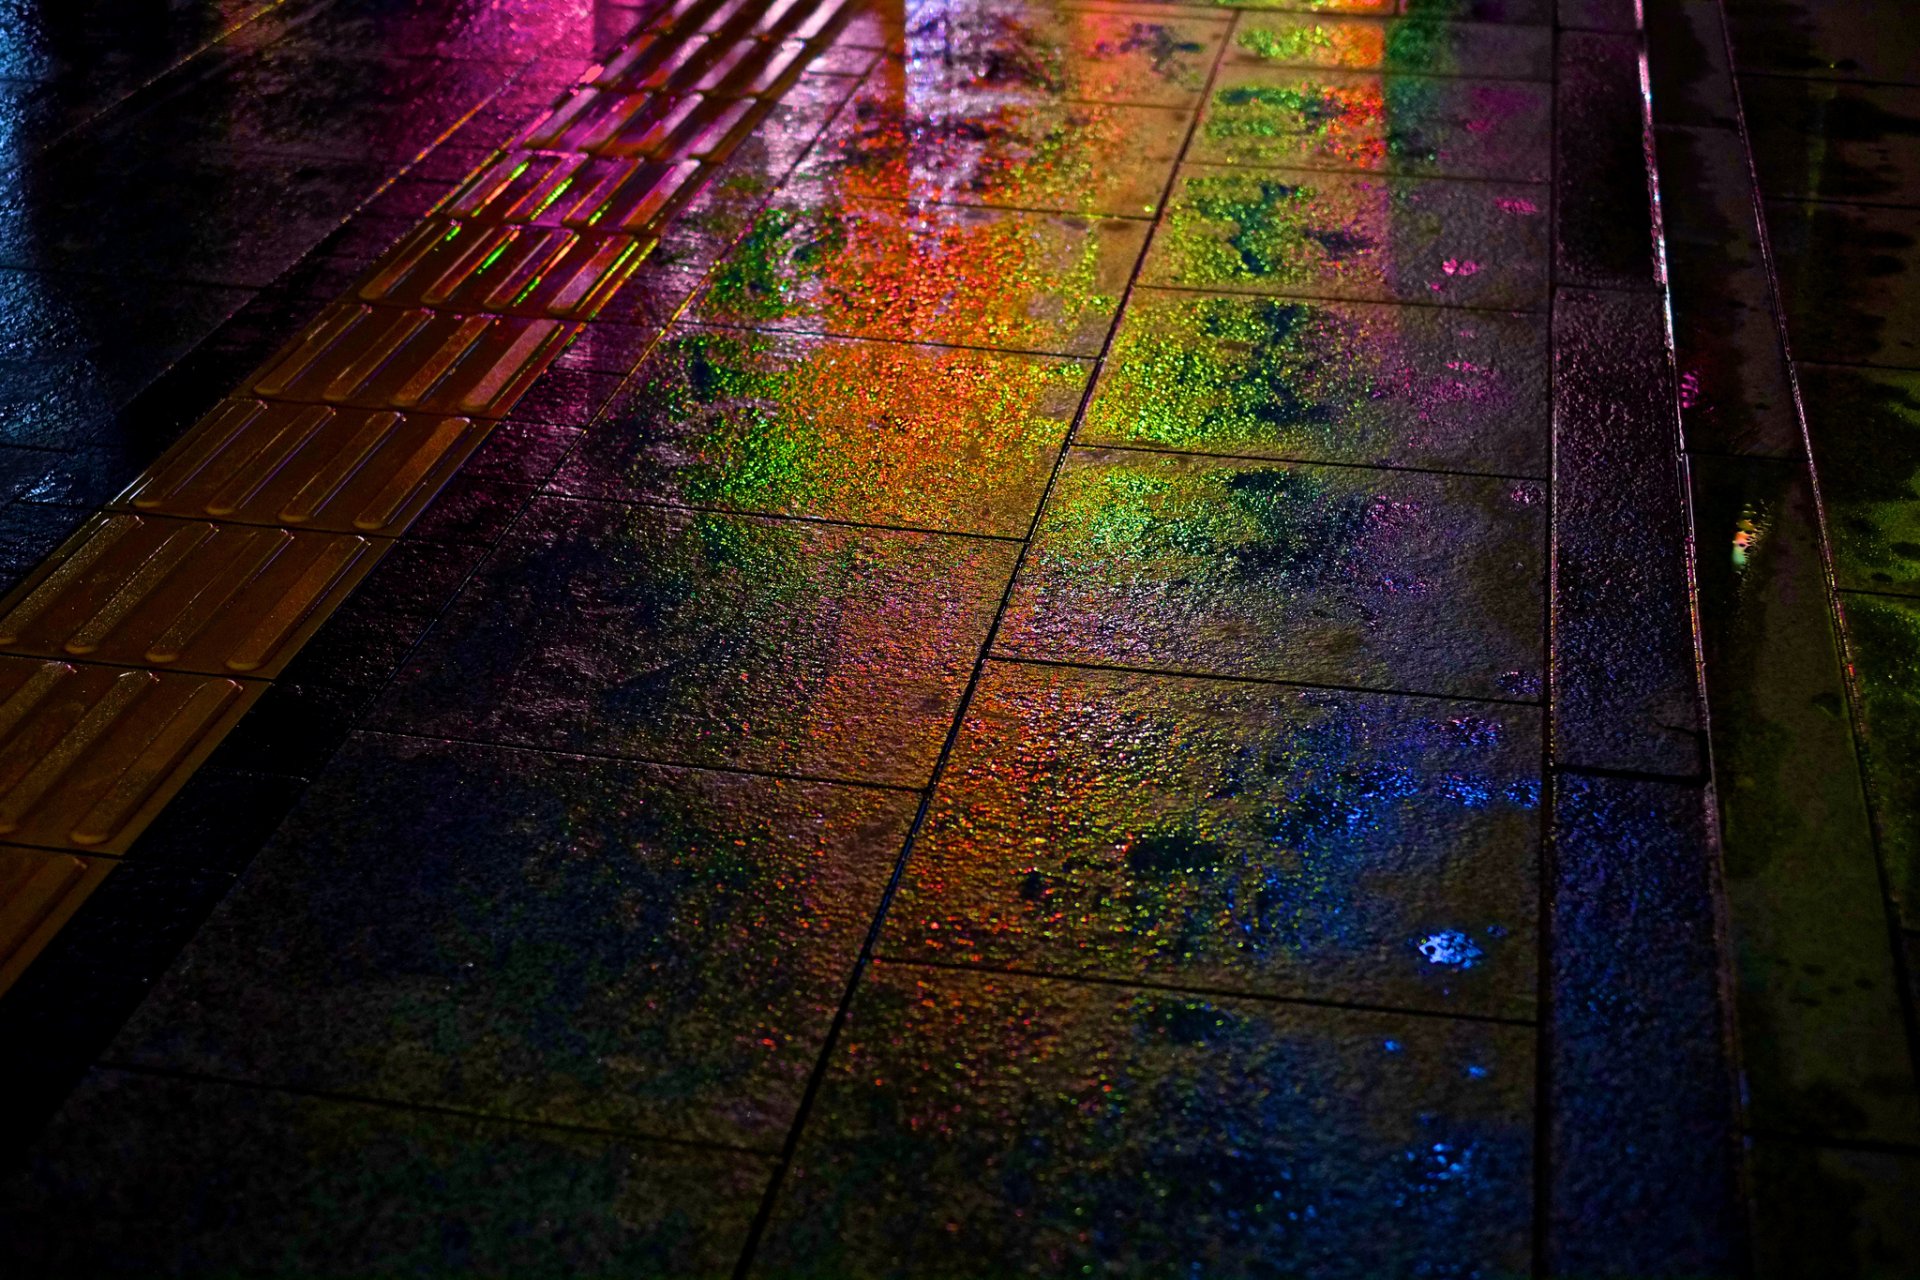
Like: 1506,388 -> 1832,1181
0,845 -> 114,992
354,221 -> 648,320
439,151 -> 704,230
117,400 -> 489,536
0,0 -> 858,985
248,304 -> 577,416
0,657 -> 260,853
517,88 -> 760,160
0,514 -> 379,678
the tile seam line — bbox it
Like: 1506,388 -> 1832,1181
868,954 -> 1540,1027
351,725 -> 930,794
0,7 -> 857,990
987,652 -> 1548,709
19,0 -> 301,163
84,1059 -> 778,1158
727,19 -> 1245,1275
1707,0 -> 1920,1104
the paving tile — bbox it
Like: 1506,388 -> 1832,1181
0,1068 -> 769,1278
111,733 -> 910,1147
1226,13 -> 1551,80
0,148 -> 388,290
1768,198 -> 1920,368
1724,0 -> 1920,86
882,660 -> 1539,1015
1555,31 -> 1659,290
900,0 -> 1231,108
998,447 -> 1545,701
100,48 -> 513,164
1143,164 -> 1550,308
794,77 -> 1191,217
1079,287 -> 1549,474
1192,66 -> 1550,182
373,496 -> 1016,785
1846,591 -> 1920,933
1552,288 -> 1702,776
1691,455 -> 1920,1138
1802,364 -> 1920,595
1744,77 -> 1920,207
0,269 -> 254,452
697,188 -> 1148,355
753,963 -> 1535,1278
552,326 -> 1087,536
1548,774 -> 1744,1279
1656,124 -> 1802,457
1749,1140 -> 1920,1280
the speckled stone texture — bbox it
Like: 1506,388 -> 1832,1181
0,0 -> 1785,1272
1551,287 -> 1703,776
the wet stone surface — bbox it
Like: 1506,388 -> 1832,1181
999,447 -> 1546,702
696,187 -> 1147,355
0,0 -> 1777,1270
1143,164 -> 1550,308
1225,13 -> 1552,81
899,0 -> 1230,108
373,495 -> 1017,786
753,963 -> 1535,1279
1079,287 -> 1549,475
1192,66 -> 1551,181
551,325 -> 1089,536
795,75 -> 1192,216
0,1068 -> 770,1278
109,733 -> 912,1148
883,660 -> 1540,1017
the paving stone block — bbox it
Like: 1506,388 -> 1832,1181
1080,288 -> 1550,475
1001,446 -> 1545,702
373,496 -> 1016,785
1551,287 -> 1702,775
697,190 -> 1149,356
754,962 -> 1535,1278
1549,773 -> 1744,1279
0,1069 -> 770,1278
1226,12 -> 1552,80
111,734 -> 910,1148
1193,65 -> 1551,181
1555,30 -> 1661,290
1144,163 -> 1550,307
1749,1139 -> 1920,1280
553,326 -> 1087,536
794,80 -> 1191,217
884,660 -> 1540,1016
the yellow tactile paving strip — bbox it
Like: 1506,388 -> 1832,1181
0,0 -> 855,995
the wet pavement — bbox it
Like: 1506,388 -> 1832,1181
0,0 -> 1909,1274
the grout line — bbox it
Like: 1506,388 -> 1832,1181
728,18 -> 1246,1272
988,652 -> 1549,710
872,953 -> 1541,1027
89,1059 -> 777,1158
351,725 -> 930,794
